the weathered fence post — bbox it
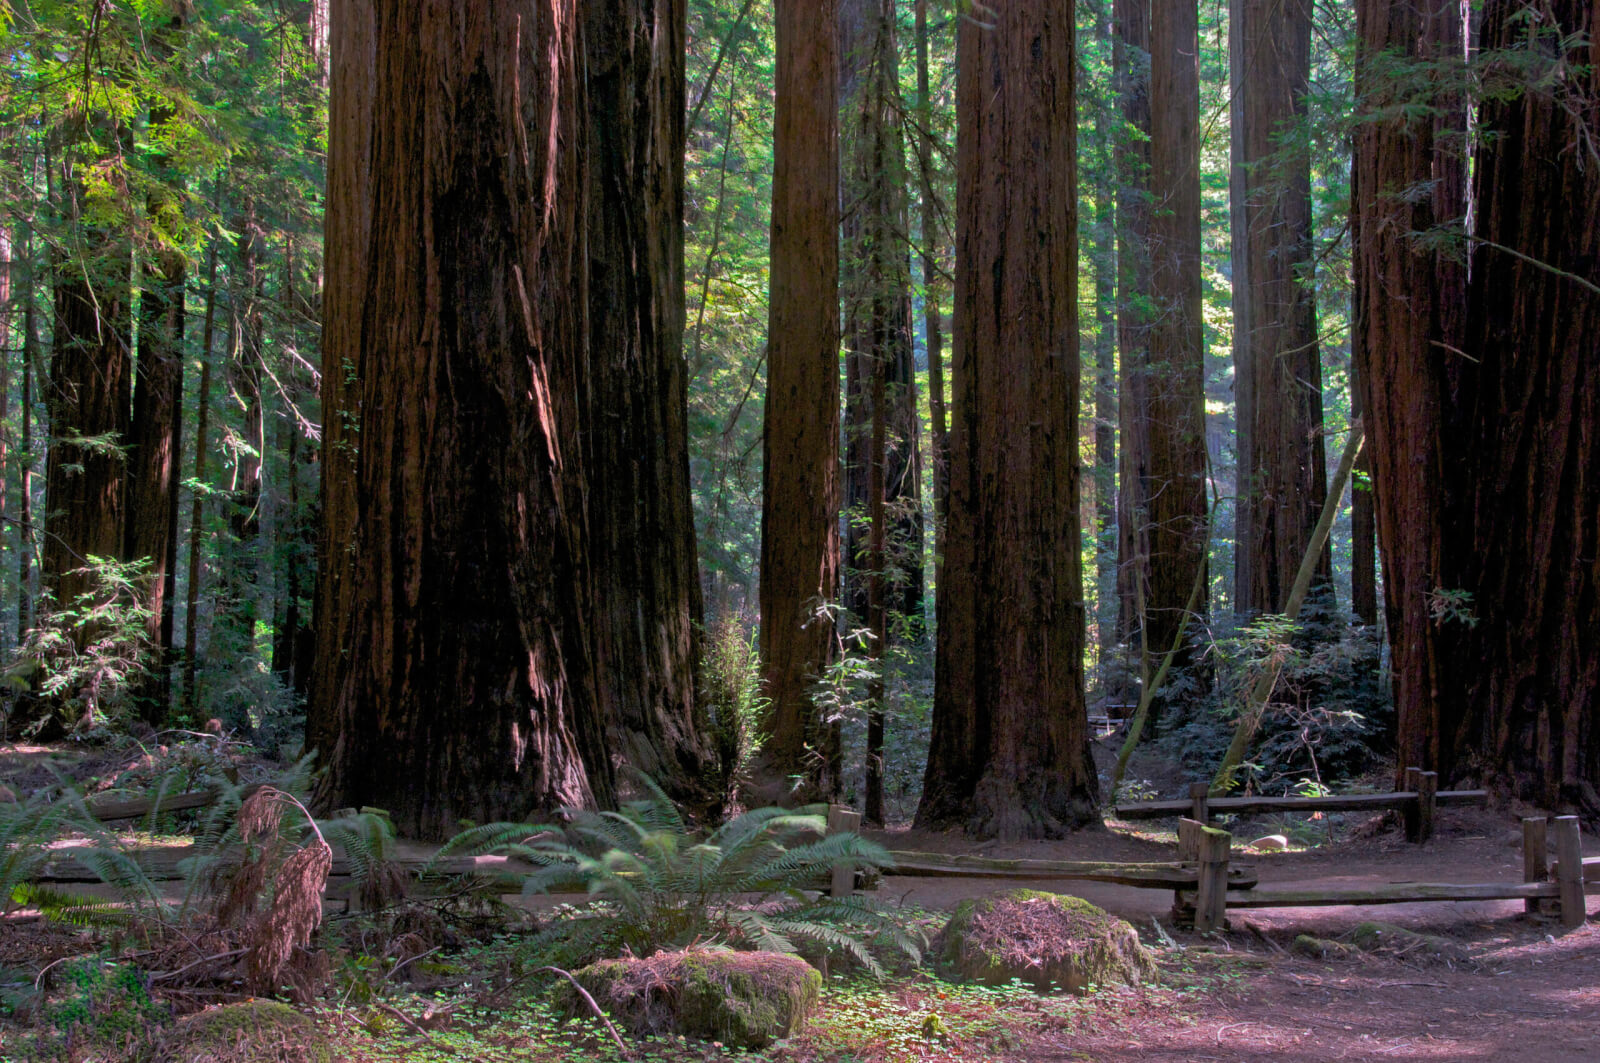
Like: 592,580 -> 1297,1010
1172,817 -> 1205,925
1522,817 -> 1550,915
1189,782 -> 1210,825
827,804 -> 861,898
1402,766 -> 1421,841
1194,825 -> 1232,933
1416,771 -> 1438,843
1553,815 -> 1586,929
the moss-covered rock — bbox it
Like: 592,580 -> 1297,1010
933,890 -> 1157,994
150,1000 -> 331,1063
565,948 -> 820,1049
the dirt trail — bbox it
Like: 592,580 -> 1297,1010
865,808 -> 1600,1062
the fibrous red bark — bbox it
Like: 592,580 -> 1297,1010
916,0 -> 1097,840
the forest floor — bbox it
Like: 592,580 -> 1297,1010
857,806 -> 1600,1062
3,739 -> 1599,1061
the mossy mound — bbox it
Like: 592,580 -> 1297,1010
565,949 -> 820,1049
1349,922 -> 1469,965
1291,934 -> 1356,960
150,1000 -> 331,1063
933,890 -> 1157,994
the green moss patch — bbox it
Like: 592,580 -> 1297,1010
565,948 -> 821,1049
150,1000 -> 331,1063
933,890 -> 1157,995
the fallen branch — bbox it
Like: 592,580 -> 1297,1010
1211,423 -> 1365,794
150,948 -> 249,982
540,965 -> 631,1059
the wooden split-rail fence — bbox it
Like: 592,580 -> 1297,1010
1113,769 -> 1489,844
35,781 -> 1596,932
823,785 -> 1593,934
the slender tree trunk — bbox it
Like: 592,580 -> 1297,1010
270,239 -> 312,696
758,0 -> 841,793
1089,0 -> 1119,653
1231,0 -> 1329,614
1144,0 -> 1209,697
1452,0 -> 1600,812
840,0 -> 924,819
1353,0 -> 1468,783
916,0 -> 1097,840
581,0 -> 714,808
913,0 -> 948,533
1114,0 -> 1152,652
215,206 -> 265,673
17,251 -> 35,641
1349,341 -> 1377,625
183,244 -> 218,713
125,243 -> 186,723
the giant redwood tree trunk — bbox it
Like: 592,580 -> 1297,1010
759,0 -> 841,791
1453,0 -> 1600,813
581,0 -> 714,809
1143,0 -> 1208,685
1352,0 -> 1469,782
1230,0 -> 1328,615
312,0 -> 609,836
916,0 -> 1097,840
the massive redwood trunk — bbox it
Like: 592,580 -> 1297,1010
1143,0 -> 1208,685
758,0 -> 841,791
582,0 -> 714,808
1352,0 -> 1469,782
1230,0 -> 1328,614
916,0 -> 1097,840
313,0 -> 608,836
1452,0 -> 1600,813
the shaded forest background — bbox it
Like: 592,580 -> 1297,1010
0,0 -> 1594,840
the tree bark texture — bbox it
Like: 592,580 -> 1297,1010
1114,0 -> 1152,647
1454,0 -> 1600,813
1352,0 -> 1468,783
1231,0 -> 1328,615
313,0 -> 609,836
44,237 -> 131,618
1144,0 -> 1209,683
1348,334 -> 1378,626
306,0 -> 374,761
582,0 -> 715,808
759,0 -> 841,788
916,0 -> 1098,840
